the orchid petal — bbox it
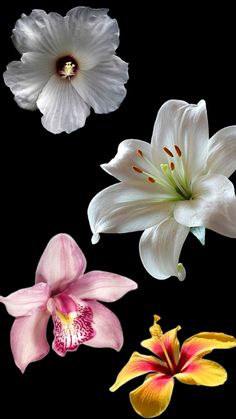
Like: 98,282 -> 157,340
12,9 -> 69,55
3,52 -> 53,110
67,7 -> 120,69
0,283 -> 50,317
139,218 -> 189,280
35,233 -> 87,293
174,174 -> 236,237
179,332 -> 236,370
101,139 -> 154,182
52,300 -> 94,357
151,99 -> 209,180
88,182 -> 174,244
72,56 -> 128,113
141,326 -> 181,367
37,75 -> 90,134
207,126 -> 236,178
175,359 -> 227,386
66,271 -> 137,302
110,351 -> 167,392
10,310 -> 50,373
83,300 -> 123,351
129,374 -> 174,418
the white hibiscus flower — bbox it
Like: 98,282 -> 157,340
88,100 -> 236,281
3,7 -> 128,134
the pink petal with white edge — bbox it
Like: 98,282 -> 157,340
52,299 -> 95,357
83,300 -> 123,351
0,282 -> 50,317
10,309 -> 50,373
66,270 -> 137,302
35,234 -> 87,293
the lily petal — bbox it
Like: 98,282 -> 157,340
207,126 -> 236,178
35,234 -> 87,293
141,326 -> 181,367
139,218 -> 189,280
67,7 -> 119,69
66,271 -> 137,302
12,9 -> 69,55
72,56 -> 128,113
174,174 -> 236,237
175,359 -> 227,386
179,332 -> 236,370
101,139 -> 154,182
88,182 -> 174,244
83,300 -> 123,351
130,374 -> 174,418
110,351 -> 167,392
0,283 -> 50,317
151,99 -> 209,181
10,309 -> 50,373
3,52 -> 53,110
37,75 -> 90,134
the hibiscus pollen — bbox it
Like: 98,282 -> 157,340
163,147 -> 174,157
132,165 -> 143,173
174,144 -> 182,157
56,55 -> 79,79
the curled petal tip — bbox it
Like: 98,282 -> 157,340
92,233 -> 100,244
177,263 -> 186,281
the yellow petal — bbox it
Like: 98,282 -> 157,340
141,326 -> 181,367
130,374 -> 174,418
110,351 -> 166,392
175,358 -> 227,386
179,332 -> 236,369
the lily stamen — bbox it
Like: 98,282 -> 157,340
132,165 -> 143,173
137,149 -> 144,157
174,144 -> 182,157
163,147 -> 174,157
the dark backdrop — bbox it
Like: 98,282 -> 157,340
0,1 -> 235,418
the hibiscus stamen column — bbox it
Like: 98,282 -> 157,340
149,315 -> 175,373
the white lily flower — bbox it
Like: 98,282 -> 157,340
88,100 -> 236,281
3,7 -> 128,134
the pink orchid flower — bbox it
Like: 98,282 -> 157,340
0,233 -> 137,373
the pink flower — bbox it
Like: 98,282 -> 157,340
0,233 -> 137,373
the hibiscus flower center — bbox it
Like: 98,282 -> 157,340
132,145 -> 192,201
56,55 -> 79,79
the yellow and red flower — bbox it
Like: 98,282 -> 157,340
110,315 -> 236,418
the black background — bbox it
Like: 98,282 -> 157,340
0,1 -> 235,418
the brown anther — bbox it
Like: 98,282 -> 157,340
132,166 -> 143,173
163,147 -> 174,157
137,149 -> 143,157
148,177 -> 155,183
174,145 -> 182,157
170,162 -> 175,171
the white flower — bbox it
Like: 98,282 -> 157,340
88,100 -> 236,281
3,7 -> 128,134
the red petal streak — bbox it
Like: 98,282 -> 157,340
52,301 -> 95,356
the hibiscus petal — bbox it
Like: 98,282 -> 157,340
129,374 -> 174,418
3,52 -> 53,110
66,271 -> 137,302
72,56 -> 128,113
37,74 -> 90,134
151,99 -> 209,181
139,218 -> 189,280
141,326 -> 181,367
67,7 -> 120,69
52,300 -> 94,357
0,282 -> 50,317
10,310 -> 50,373
88,182 -> 174,244
110,351 -> 167,392
12,9 -> 69,55
179,332 -> 236,370
207,126 -> 236,178
174,174 -> 236,237
175,359 -> 227,386
101,139 -> 155,182
83,300 -> 123,351
35,234 -> 87,293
